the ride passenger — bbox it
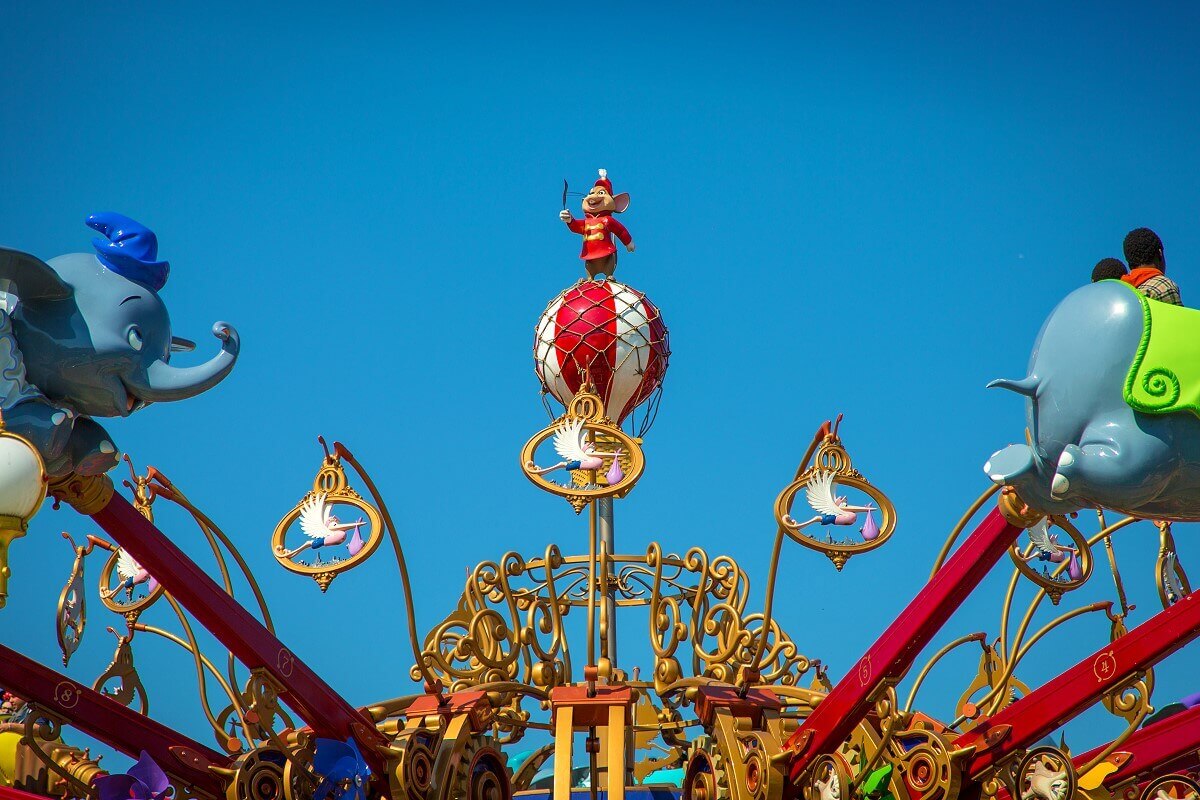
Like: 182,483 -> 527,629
1121,227 -> 1181,305
1091,257 -> 1128,282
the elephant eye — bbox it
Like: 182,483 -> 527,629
127,326 -> 144,351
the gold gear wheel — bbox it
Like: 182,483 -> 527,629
445,733 -> 510,800
281,738 -> 315,800
226,747 -> 288,800
393,729 -> 438,800
683,735 -> 730,800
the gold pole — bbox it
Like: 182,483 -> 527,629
554,706 -> 575,800
0,522 -> 27,610
606,704 -> 627,800
1098,509 -> 1131,617
903,632 -> 987,713
164,594 -> 241,749
155,480 -> 277,633
134,622 -> 252,749
599,497 -> 617,666
956,601 -> 1110,726
751,423 -> 827,678
335,443 -> 438,690
929,484 -> 1002,578
599,539 -> 610,664
588,495 -> 598,670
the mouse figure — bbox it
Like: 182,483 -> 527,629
558,169 -> 635,280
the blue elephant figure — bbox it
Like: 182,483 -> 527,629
0,213 -> 240,477
986,279 -> 1200,521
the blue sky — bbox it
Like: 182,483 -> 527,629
2,0 -> 1199,775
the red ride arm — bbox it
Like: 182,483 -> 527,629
956,593 -> 1200,778
0,641 -> 227,796
87,491 -> 389,773
786,509 -> 1021,779
1076,703 -> 1200,789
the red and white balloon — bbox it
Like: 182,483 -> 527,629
534,280 -> 670,434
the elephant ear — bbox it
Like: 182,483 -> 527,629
0,247 -> 72,303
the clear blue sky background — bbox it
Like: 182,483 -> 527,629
2,0 -> 1199,777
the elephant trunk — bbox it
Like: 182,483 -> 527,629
132,322 -> 240,402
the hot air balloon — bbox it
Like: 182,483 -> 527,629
533,279 -> 670,435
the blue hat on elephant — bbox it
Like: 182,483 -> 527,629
86,212 -> 170,292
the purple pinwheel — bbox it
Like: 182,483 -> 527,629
314,738 -> 371,800
95,751 -> 172,800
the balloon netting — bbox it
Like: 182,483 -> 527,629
533,280 -> 670,437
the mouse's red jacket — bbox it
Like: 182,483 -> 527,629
565,214 -> 631,261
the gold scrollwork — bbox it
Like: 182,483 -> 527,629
414,553 -> 535,694
1102,671 -> 1154,727
415,544 -> 814,727
1079,674 -> 1154,778
240,668 -> 298,749
954,640 -> 1031,729
272,443 -> 383,592
19,706 -> 96,799
773,433 -> 897,570
645,543 -> 811,688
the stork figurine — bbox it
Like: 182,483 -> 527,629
1020,519 -> 1083,580
107,549 -> 158,599
276,493 -> 366,561
783,471 -> 875,533
527,417 -> 623,479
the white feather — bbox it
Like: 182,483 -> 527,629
299,493 -> 333,540
804,471 -> 845,517
115,549 -> 142,580
1026,518 -> 1061,555
551,418 -> 591,463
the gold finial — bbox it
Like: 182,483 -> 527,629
997,486 -> 1045,529
48,474 -> 115,516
